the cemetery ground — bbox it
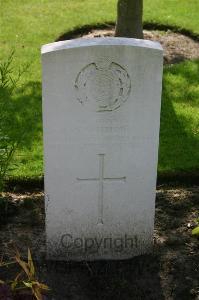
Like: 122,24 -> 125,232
0,185 -> 198,299
0,42 -> 198,298
0,1 -> 199,299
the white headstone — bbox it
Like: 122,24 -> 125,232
42,38 -> 163,260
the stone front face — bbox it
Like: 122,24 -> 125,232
42,38 -> 163,260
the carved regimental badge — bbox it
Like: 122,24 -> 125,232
75,59 -> 131,112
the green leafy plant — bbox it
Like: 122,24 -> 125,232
0,50 -> 29,190
0,248 -> 49,300
192,216 -> 199,236
0,51 -> 41,190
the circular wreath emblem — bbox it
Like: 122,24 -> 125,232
75,60 -> 131,112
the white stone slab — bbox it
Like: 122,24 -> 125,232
42,37 -> 163,260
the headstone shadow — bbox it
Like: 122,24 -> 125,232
38,255 -> 164,300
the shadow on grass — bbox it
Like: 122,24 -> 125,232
13,81 -> 42,145
158,60 -> 199,175
0,80 -> 42,151
4,61 -> 199,188
0,81 -> 42,182
55,22 -> 199,42
2,61 -> 199,186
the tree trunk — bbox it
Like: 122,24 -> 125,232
115,0 -> 143,39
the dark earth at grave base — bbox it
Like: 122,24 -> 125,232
0,186 -> 198,300
58,28 -> 199,65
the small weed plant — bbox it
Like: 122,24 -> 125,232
0,51 -> 29,190
0,248 -> 49,300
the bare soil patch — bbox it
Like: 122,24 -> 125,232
73,28 -> 199,64
0,186 -> 198,299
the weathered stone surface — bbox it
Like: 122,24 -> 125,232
42,37 -> 163,260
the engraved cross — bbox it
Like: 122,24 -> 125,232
77,154 -> 126,225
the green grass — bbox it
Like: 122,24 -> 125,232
9,60 -> 199,179
144,0 -> 199,35
0,0 -> 199,82
159,60 -> 199,174
0,0 -> 199,179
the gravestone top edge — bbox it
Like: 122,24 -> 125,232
41,37 -> 163,55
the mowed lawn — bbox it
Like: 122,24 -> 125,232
0,0 -> 199,179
